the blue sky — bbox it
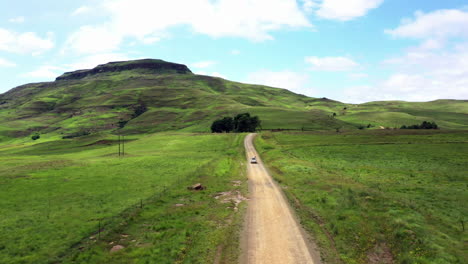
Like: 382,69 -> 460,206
1,0 -> 467,103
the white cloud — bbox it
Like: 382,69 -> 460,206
342,72 -> 468,103
21,66 -> 63,79
455,42 -> 468,52
109,0 -> 311,40
141,36 -> 160,44
230,49 -> 241,55
64,25 -> 121,54
8,16 -> 25,23
382,74 -> 426,93
65,53 -> 135,70
417,39 -> 444,50
371,9 -> 468,103
305,56 -> 359,71
383,45 -> 468,76
0,28 -> 54,55
191,61 -> 216,68
348,73 -> 368,79
301,0 -> 318,13
71,6 -> 91,16
343,46 -> 468,103
64,0 -> 312,54
246,70 -> 313,95
385,9 -> 468,40
315,0 -> 384,21
0,58 -> 16,67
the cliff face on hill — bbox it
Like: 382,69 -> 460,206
55,59 -> 192,81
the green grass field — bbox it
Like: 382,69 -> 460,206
0,133 -> 247,264
255,130 -> 468,264
1,59 -> 468,264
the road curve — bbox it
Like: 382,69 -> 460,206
242,133 -> 320,264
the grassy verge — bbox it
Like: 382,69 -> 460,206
255,130 -> 467,264
0,133 -> 247,263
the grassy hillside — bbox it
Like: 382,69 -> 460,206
338,100 -> 468,129
255,130 -> 468,264
1,59 -> 467,142
0,132 -> 247,263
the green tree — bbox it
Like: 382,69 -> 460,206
211,120 -> 224,133
234,113 -> 260,132
221,117 -> 234,132
211,113 -> 260,133
210,117 -> 234,133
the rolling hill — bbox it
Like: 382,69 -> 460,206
0,59 -> 467,141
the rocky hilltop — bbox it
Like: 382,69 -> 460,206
56,59 -> 192,81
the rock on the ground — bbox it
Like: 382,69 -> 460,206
110,245 -> 125,253
188,183 -> 205,190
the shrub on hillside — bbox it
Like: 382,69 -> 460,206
401,121 -> 438,129
118,119 -> 129,128
31,133 -> 40,140
131,99 -> 148,118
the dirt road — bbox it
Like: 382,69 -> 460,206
242,133 -> 321,264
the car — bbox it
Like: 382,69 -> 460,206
250,157 -> 257,164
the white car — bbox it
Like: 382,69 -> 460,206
250,157 -> 257,164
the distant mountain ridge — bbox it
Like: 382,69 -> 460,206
0,59 -> 467,140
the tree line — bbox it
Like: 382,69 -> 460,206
211,113 -> 261,133
401,121 -> 438,129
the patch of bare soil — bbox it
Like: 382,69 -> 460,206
367,243 -> 394,264
214,190 -> 248,211
232,180 -> 242,187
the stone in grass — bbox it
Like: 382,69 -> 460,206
110,245 -> 125,253
187,183 -> 205,191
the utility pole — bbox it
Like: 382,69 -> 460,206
118,135 -> 121,157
